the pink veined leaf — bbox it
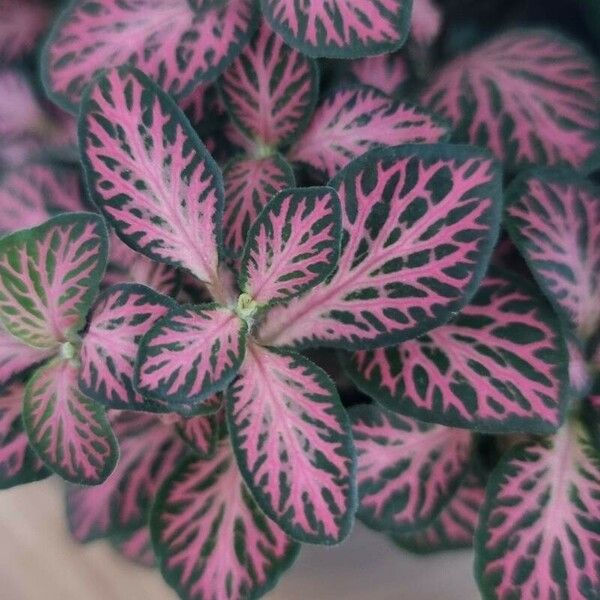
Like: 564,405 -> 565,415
288,86 -> 450,180
226,343 -> 355,544
220,21 -> 318,147
23,358 -> 117,484
0,0 -> 52,64
392,469 -> 486,553
223,154 -> 295,256
111,526 -> 155,568
343,270 -> 569,434
260,0 -> 412,58
0,382 -> 49,489
475,420 -> 600,600
79,66 -> 224,291
0,213 -> 108,349
422,29 -> 600,171
505,170 -> 600,340
137,304 -> 248,407
240,187 -> 341,306
410,0 -> 443,47
349,54 -> 409,96
259,144 -> 502,350
79,284 -> 177,412
175,414 -> 219,458
351,404 -> 472,533
151,439 -> 299,600
0,328 -> 52,387
42,0 -> 260,112
66,412 -> 187,542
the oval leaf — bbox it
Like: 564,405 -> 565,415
0,213 -> 108,349
151,440 -> 299,600
23,358 -> 118,484
79,66 -> 223,288
349,54 -> 409,96
288,86 -> 450,179
410,0 -> 443,46
344,270 -> 569,433
240,187 -> 341,306
259,144 -> 502,350
351,404 -> 472,533
227,344 -> 355,544
260,0 -> 412,58
422,29 -> 600,171
43,0 -> 260,112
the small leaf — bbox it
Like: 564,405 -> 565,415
23,358 -> 118,485
289,86 -> 450,179
220,21 -> 318,147
0,213 -> 108,348
343,270 -> 569,433
349,54 -> 409,96
137,304 -> 247,407
410,0 -> 443,47
475,420 -> 600,600
151,439 -> 299,600
351,404 -> 472,533
260,0 -> 412,58
79,66 -> 223,288
0,0 -> 51,64
175,414 -> 219,458
227,343 -> 356,544
0,328 -> 52,387
259,144 -> 502,350
111,526 -> 155,568
240,187 -> 341,306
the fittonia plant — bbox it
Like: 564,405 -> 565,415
1,1 -> 600,599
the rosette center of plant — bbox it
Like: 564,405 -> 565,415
60,340 -> 77,361
236,292 -> 258,322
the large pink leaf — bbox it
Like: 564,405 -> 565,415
344,270 -> 569,433
475,420 -> 600,599
351,404 -> 472,533
259,144 -> 502,350
151,439 -> 299,600
505,169 -> 600,340
0,382 -> 49,489
0,328 -> 52,387
220,21 -> 318,147
43,0 -> 260,112
240,187 -> 341,306
288,86 -> 449,180
23,358 -> 117,484
422,29 -> 600,171
223,154 -> 295,256
226,343 -> 355,544
79,66 -> 224,291
66,412 -> 186,542
410,0 -> 443,47
111,527 -> 155,568
0,213 -> 108,348
79,284 -> 177,412
137,304 -> 247,408
260,0 -> 412,58
349,54 -> 409,96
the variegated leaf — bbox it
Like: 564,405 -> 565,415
0,0 -> 51,64
43,0 -> 260,112
475,420 -> 600,600
260,0 -> 412,58
351,404 -> 472,533
344,271 -> 568,433
422,29 -> 600,171
79,66 -> 224,291
0,213 -> 108,348
23,358 -> 118,484
151,440 -> 299,600
111,527 -> 155,568
349,54 -> 409,96
227,343 -> 355,544
259,144 -> 502,350
0,328 -> 52,387
240,187 -> 341,306
175,414 -> 219,459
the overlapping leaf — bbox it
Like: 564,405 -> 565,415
175,414 -> 219,458
151,439 -> 299,600
475,421 -> 600,599
220,22 -> 318,147
422,29 -> 600,171
23,358 -> 117,484
349,54 -> 409,96
240,187 -> 341,306
344,271 -> 568,433
260,0 -> 412,58
259,144 -> 502,350
43,0 -> 260,112
80,66 -> 224,287
0,329 -> 51,387
227,344 -> 355,544
351,404 -> 472,533
0,0 -> 51,64
0,213 -> 107,348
